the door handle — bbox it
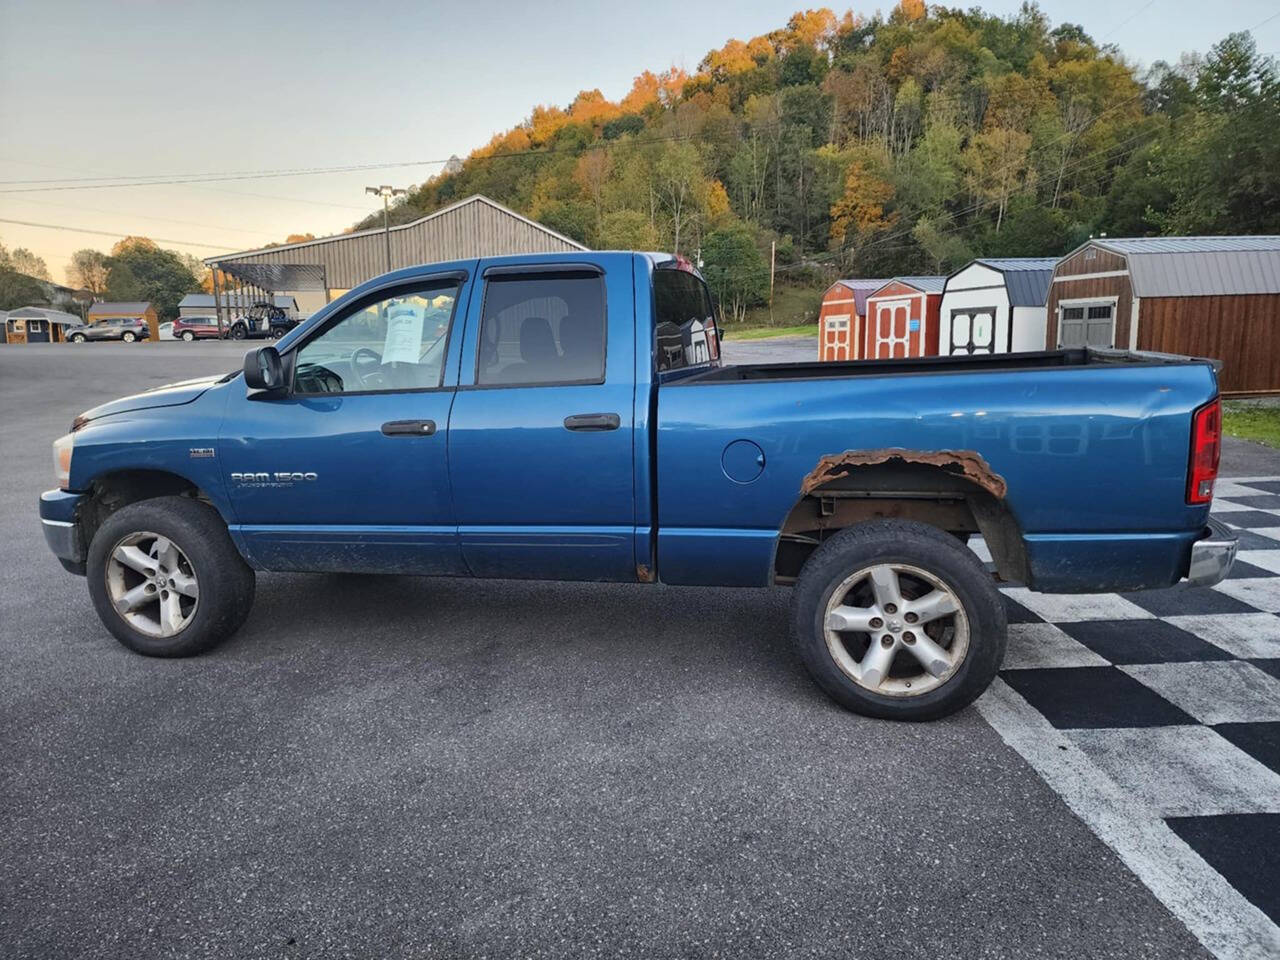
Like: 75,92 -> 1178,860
563,412 -> 621,432
381,419 -> 436,436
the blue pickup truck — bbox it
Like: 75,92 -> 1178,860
40,252 -> 1236,720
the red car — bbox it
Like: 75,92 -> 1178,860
172,316 -> 224,341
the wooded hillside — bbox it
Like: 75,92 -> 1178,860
357,2 -> 1280,320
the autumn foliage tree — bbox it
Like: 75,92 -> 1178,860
343,6 -> 1278,321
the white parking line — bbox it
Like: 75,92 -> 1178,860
977,678 -> 1280,960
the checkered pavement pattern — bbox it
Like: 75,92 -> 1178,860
980,477 -> 1280,934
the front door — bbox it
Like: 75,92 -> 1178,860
219,274 -> 470,574
824,314 -> 850,360
447,262 -> 636,581
874,298 -> 912,358
949,309 -> 996,355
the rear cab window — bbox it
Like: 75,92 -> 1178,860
653,265 -> 720,374
476,271 -> 606,387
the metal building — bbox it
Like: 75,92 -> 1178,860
203,194 -> 587,327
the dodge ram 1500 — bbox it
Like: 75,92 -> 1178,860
40,252 -> 1237,719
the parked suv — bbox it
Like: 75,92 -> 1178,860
172,316 -> 224,342
66,318 -> 150,343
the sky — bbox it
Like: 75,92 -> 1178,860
1,0 -> 1278,283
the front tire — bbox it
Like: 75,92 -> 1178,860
71,333 -> 85,343
790,519 -> 1006,721
86,497 -> 256,657
229,324 -> 246,341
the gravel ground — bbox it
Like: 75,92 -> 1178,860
0,341 -> 1213,959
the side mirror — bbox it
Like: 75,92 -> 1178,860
243,345 -> 285,393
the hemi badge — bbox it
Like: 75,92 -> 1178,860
189,447 -> 216,459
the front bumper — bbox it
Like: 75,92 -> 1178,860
40,488 -> 86,575
1186,518 -> 1238,587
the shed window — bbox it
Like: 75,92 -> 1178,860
27,320 -> 43,333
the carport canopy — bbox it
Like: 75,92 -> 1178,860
204,262 -> 328,333
212,262 -> 326,292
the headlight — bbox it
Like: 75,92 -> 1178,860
53,433 -> 74,490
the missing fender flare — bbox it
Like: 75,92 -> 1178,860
799,448 -> 1008,500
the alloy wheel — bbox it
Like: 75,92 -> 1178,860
823,563 -> 969,697
105,531 -> 199,637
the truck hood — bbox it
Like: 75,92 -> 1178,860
75,374 -> 229,427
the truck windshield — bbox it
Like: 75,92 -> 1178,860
653,268 -> 720,372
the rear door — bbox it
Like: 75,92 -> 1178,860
447,257 -> 636,581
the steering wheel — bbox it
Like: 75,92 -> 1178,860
350,347 -> 388,390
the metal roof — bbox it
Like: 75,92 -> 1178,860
832,278 -> 891,315
1093,236 -> 1280,254
893,276 -> 947,293
8,306 -> 82,325
972,258 -> 1058,307
204,194 -> 587,266
1077,236 -> 1280,297
88,301 -> 151,315
179,293 -> 298,310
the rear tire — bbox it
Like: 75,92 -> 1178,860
86,497 -> 255,657
181,330 -> 195,342
790,519 -> 1006,721
121,331 -> 137,343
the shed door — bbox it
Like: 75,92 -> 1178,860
1059,304 -> 1114,348
874,299 -> 912,358
949,309 -> 997,355
823,314 -> 850,361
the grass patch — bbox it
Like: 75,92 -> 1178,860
732,282 -> 824,335
729,323 -> 819,340
1222,401 -> 1280,448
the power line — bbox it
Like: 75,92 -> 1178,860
0,134 -> 694,194
1246,10 -> 1280,33
3,195 -> 285,240
0,217 -> 238,251
1099,0 -> 1159,41
0,155 -> 373,211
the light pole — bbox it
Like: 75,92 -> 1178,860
365,185 -> 407,272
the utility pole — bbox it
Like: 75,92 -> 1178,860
769,240 -> 776,319
365,185 -> 408,273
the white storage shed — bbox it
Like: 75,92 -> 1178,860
939,258 -> 1057,356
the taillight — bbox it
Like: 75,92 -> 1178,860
1187,398 -> 1221,505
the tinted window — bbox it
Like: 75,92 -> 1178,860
476,273 -> 605,386
293,281 -> 460,394
653,269 -> 719,371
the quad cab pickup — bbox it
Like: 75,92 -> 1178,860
40,252 -> 1236,720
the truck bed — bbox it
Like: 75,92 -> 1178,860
654,347 -> 1219,592
683,348 -> 1212,384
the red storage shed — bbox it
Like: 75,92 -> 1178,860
864,277 -> 946,359
818,278 -> 889,361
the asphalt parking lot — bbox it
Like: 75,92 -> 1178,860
1,340 -> 1268,959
